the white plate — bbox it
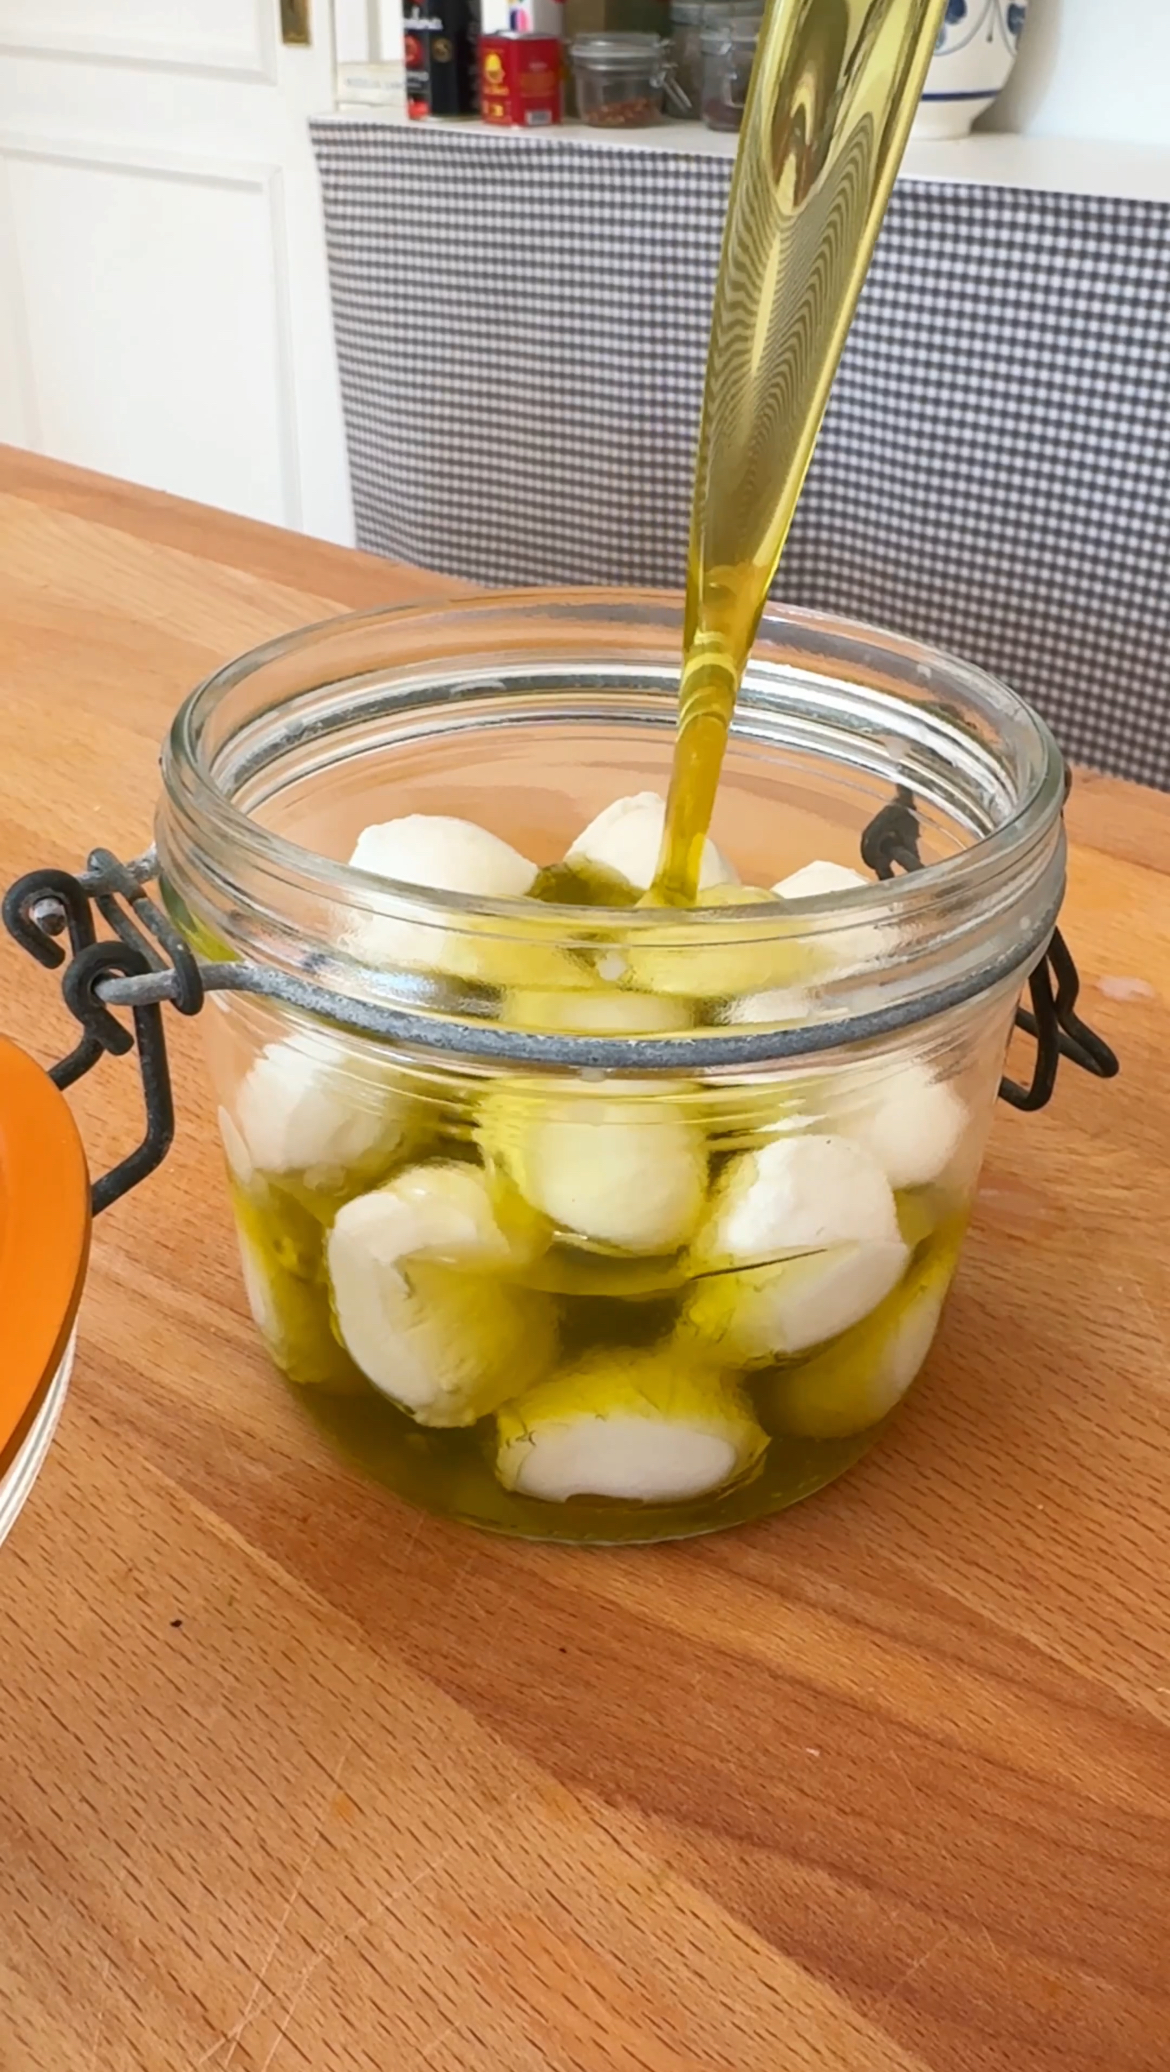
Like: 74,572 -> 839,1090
0,1329 -> 76,1549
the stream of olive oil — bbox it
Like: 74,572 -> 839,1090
656,0 -> 950,902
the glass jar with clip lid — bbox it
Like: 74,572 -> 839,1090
3,593 -> 1117,1546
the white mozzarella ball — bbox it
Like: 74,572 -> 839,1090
723,986 -> 812,1026
844,1056 -> 970,1190
326,1162 -> 553,1426
625,884 -> 818,1002
495,1347 -> 766,1504
232,1211 -> 362,1391
772,858 -> 887,968
684,1132 -> 909,1360
772,860 -> 871,900
233,1030 -> 413,1190
566,792 -> 738,897
479,1079 -> 706,1255
350,814 -> 538,897
507,985 -> 691,1036
685,1241 -> 910,1363
692,1132 -> 902,1267
346,812 -> 567,985
218,1105 -> 255,1187
237,1227 -> 280,1343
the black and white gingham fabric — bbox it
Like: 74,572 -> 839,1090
312,122 -> 1170,790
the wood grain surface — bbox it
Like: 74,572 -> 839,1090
1,449 -> 1168,2072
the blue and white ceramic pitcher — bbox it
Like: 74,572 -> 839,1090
914,0 -> 1028,139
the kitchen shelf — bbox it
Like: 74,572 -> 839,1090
321,109 -> 1170,204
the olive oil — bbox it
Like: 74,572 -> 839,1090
276,1192 -> 967,1543
227,1061 -> 972,1541
657,0 -> 950,902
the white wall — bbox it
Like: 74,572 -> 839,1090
987,0 -> 1170,149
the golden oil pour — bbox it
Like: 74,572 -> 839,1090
654,0 -> 949,903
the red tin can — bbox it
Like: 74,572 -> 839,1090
480,32 -> 562,127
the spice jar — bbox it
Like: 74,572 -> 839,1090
3,595 -> 1116,1547
700,12 -> 760,130
570,32 -> 672,126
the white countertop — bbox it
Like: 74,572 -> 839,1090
321,109 -> 1170,206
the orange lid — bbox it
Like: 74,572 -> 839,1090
0,1038 -> 90,1474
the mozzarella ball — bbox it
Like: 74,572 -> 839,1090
772,860 -> 871,900
327,1162 -> 554,1425
626,884 -> 819,1002
723,985 -> 812,1026
566,792 -> 738,898
692,1132 -> 902,1268
231,1193 -> 362,1392
684,1242 -> 910,1363
495,1346 -> 766,1504
350,814 -> 538,897
770,1220 -> 964,1437
233,1029 -> 414,1191
218,1105 -> 255,1188
683,1132 -> 909,1360
507,983 -> 691,1036
479,1079 -> 706,1255
772,858 -> 887,968
841,1055 -> 970,1191
346,813 -> 575,987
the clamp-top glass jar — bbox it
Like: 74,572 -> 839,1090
138,591 -> 1079,1544
570,32 -> 676,125
699,12 -> 761,130
668,0 -> 705,116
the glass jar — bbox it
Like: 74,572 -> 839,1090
570,31 -> 671,124
671,0 -> 760,115
669,0 -> 703,116
146,592 -> 1067,1546
700,13 -> 760,130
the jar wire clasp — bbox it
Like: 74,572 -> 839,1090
860,777 -> 1119,1112
1,849 -> 197,1212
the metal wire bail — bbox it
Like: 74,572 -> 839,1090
2,783 -> 1119,1210
860,775 -> 1119,1112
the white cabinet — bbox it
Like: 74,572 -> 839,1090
0,0 -> 354,542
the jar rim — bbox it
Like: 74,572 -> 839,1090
701,18 -> 760,44
673,0 -> 759,14
570,31 -> 666,69
157,588 -> 1066,1050
572,30 -> 664,47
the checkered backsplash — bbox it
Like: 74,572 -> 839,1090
311,122 -> 1170,790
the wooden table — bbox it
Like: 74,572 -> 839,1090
1,450 -> 1168,2072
